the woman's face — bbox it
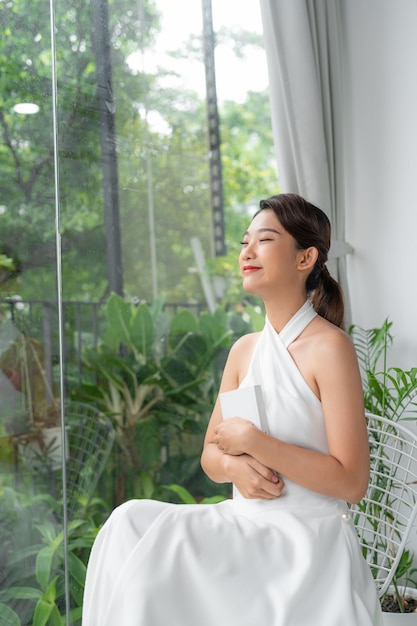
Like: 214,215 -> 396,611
239,209 -> 301,297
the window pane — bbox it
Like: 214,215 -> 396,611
0,0 -> 274,623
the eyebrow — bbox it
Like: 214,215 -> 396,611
242,227 -> 281,237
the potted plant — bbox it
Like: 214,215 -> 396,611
0,328 -> 63,471
350,320 -> 417,615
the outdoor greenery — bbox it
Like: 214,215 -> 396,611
71,293 -> 254,504
0,0 -> 280,618
0,486 -> 106,626
0,299 -> 255,625
0,0 -> 278,305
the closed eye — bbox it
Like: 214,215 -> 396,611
240,237 -> 274,245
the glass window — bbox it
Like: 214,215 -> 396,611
0,1 -> 275,623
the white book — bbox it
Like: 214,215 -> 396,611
219,385 -> 269,500
220,385 -> 269,434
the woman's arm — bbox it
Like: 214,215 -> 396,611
212,329 -> 369,504
201,334 -> 284,499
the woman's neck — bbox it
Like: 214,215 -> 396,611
263,295 -> 308,333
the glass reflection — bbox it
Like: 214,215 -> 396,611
0,0 -> 272,623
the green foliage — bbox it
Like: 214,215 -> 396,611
1,0 -> 277,304
72,294 -> 234,502
163,483 -> 226,505
0,485 -> 105,625
350,319 -> 417,421
221,91 -> 279,210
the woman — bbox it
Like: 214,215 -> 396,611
82,193 -> 383,625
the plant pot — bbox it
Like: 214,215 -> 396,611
18,426 -> 68,471
382,614 -> 417,623
382,587 -> 417,622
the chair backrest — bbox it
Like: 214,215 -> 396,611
350,412 -> 417,597
64,401 -> 115,520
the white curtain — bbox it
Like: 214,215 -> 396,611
259,0 -> 352,318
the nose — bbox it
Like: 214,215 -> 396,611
240,241 -> 255,260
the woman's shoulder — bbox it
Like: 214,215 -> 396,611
293,316 -> 359,398
230,331 -> 262,355
226,331 -> 262,384
308,315 -> 356,360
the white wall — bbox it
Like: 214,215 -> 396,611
344,1 -> 417,371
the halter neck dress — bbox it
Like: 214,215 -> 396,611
82,301 -> 383,626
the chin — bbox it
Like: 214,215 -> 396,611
242,282 -> 262,297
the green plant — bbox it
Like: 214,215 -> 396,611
163,483 -> 226,505
72,294 -> 233,503
350,320 -> 417,611
0,485 -> 107,626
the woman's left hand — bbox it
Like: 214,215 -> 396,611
213,417 -> 255,455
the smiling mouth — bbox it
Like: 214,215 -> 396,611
242,265 -> 261,272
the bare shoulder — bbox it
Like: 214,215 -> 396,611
230,331 -> 262,353
290,315 -> 359,400
227,331 -> 262,386
307,316 -> 356,360
305,316 -> 361,391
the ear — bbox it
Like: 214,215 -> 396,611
297,246 -> 318,271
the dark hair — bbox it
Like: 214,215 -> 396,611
257,193 -> 345,329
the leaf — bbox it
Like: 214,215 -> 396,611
199,495 -> 227,504
148,294 -> 166,320
0,587 -> 42,602
394,550 -> 414,580
68,552 -> 87,588
349,320 -> 393,387
69,606 -> 83,623
164,484 -> 197,504
130,304 -> 154,356
0,603 -> 21,626
169,309 -> 198,336
152,311 -> 170,346
34,520 -> 59,545
198,311 -> 230,346
139,471 -> 156,499
135,417 -> 161,466
35,546 -> 55,591
168,333 -> 209,374
33,599 -> 54,626
103,294 -> 132,349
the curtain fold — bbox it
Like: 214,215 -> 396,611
259,0 -> 351,320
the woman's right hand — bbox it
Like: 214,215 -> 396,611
223,453 -> 284,500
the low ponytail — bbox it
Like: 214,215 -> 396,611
258,193 -> 345,329
310,265 -> 345,329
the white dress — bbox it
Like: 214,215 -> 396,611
82,301 -> 383,626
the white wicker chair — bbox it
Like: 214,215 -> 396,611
350,413 -> 417,622
63,401 -> 115,520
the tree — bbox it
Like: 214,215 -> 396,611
0,0 -> 159,301
0,0 -> 278,305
